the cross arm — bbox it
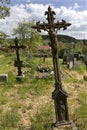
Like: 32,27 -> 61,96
31,22 -> 49,32
9,45 -> 16,49
56,20 -> 71,30
9,45 -> 26,49
31,20 -> 71,32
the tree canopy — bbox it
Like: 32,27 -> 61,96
0,0 -> 10,18
0,31 -> 9,46
13,20 -> 43,52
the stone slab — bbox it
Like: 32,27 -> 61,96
0,74 -> 8,82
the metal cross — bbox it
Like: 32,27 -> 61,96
31,6 -> 71,126
10,37 -> 25,81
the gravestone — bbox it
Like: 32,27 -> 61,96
62,51 -> 74,69
0,74 -> 8,82
10,37 -> 25,81
32,6 -> 72,126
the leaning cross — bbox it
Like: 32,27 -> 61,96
10,37 -> 25,81
31,6 -> 71,126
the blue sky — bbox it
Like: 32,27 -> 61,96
0,0 -> 87,39
11,0 -> 86,10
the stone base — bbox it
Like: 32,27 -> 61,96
52,125 -> 72,130
16,75 -> 25,81
52,120 -> 78,130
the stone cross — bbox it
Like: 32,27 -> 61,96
10,37 -> 25,81
31,6 -> 71,126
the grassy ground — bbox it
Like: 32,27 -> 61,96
0,51 -> 87,130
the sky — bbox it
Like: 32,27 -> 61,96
0,0 -> 87,39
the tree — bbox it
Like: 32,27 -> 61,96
0,31 -> 9,46
13,20 -> 43,53
0,0 -> 10,18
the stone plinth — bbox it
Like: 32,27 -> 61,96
16,75 -> 25,81
52,125 -> 72,130
52,121 -> 78,130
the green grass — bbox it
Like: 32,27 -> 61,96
0,91 -> 8,105
0,110 -> 20,130
30,103 -> 55,130
0,53 -> 86,130
75,92 -> 87,130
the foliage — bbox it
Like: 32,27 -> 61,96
76,65 -> 86,73
42,34 -> 87,58
13,20 -> 43,53
0,31 -> 9,46
0,0 -> 10,18
43,39 -> 50,45
42,34 -> 77,43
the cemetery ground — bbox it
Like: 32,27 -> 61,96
0,51 -> 87,130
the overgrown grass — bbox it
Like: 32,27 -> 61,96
30,103 -> 55,130
75,92 -> 87,130
0,110 -> 20,130
0,53 -> 86,130
77,65 -> 86,73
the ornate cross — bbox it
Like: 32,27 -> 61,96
32,6 -> 71,126
10,37 -> 25,81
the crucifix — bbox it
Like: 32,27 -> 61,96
10,37 -> 25,81
31,6 -> 71,126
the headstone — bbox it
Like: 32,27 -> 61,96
0,74 -> 8,82
62,51 -> 74,69
67,61 -> 74,69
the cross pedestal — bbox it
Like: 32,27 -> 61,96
52,84 -> 71,126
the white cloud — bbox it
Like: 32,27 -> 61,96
73,3 -> 80,9
0,3 -> 87,39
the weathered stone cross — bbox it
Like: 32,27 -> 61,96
32,6 -> 71,126
10,37 -> 25,81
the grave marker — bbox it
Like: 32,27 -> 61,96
0,74 -> 8,82
62,51 -> 74,69
32,6 -> 71,126
10,37 -> 25,81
